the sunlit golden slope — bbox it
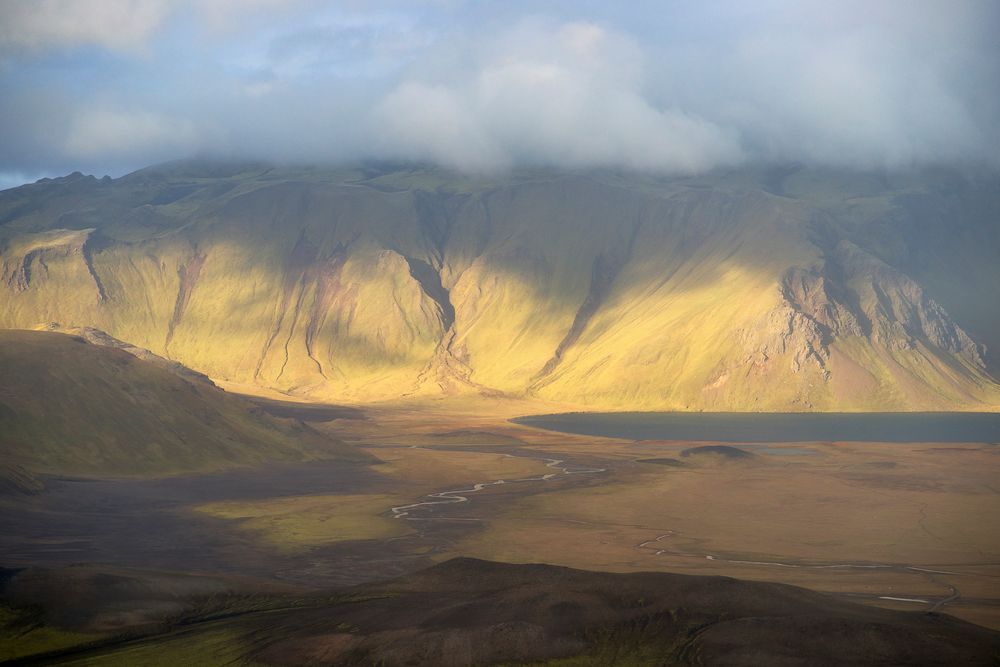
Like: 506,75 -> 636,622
1,163 -> 998,410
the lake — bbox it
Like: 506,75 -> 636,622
512,412 -> 1000,443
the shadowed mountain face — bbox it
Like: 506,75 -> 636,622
0,330 -> 365,477
1,163 -> 998,410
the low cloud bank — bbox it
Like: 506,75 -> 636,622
1,1 -> 997,178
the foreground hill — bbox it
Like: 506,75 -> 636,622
2,558 -> 997,665
0,329 -> 362,476
1,163 -> 998,410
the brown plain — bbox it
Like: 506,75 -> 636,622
314,398 -> 1000,630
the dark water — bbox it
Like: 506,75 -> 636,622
512,412 -> 1000,443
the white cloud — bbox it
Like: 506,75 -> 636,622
0,1 -> 997,175
375,82 -> 507,171
65,108 -> 199,160
0,0 -> 307,55
0,0 -> 171,53
374,21 -> 743,172
647,0 -> 999,169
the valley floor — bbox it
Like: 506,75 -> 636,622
2,394 -> 999,663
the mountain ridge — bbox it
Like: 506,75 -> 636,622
1,162 -> 997,411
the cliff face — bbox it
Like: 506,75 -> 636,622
1,164 -> 997,410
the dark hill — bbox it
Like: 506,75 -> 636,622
0,329 -> 366,476
1,558 -> 996,666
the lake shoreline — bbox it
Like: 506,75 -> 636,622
512,411 -> 1000,443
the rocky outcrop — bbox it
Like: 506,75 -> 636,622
832,241 -> 985,367
2,229 -> 100,297
760,241 -> 986,379
741,305 -> 831,375
36,323 -> 215,385
781,266 -> 864,339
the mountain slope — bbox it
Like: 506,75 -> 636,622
3,558 -> 997,665
0,329 -> 362,476
0,163 -> 997,410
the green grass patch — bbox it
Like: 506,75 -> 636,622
0,604 -> 103,662
195,493 -> 411,550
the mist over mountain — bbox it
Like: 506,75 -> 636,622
2,161 -> 997,411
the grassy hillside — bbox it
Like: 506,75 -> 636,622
1,163 -> 997,410
0,330 -> 363,476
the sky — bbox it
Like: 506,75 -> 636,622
1,0 -> 998,188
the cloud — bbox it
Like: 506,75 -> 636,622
643,0 -> 1000,169
0,0 -> 307,56
375,82 -> 506,171
65,108 -> 200,162
0,0 -> 171,54
373,21 -> 743,172
0,0 -> 998,179
195,0 -> 310,32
